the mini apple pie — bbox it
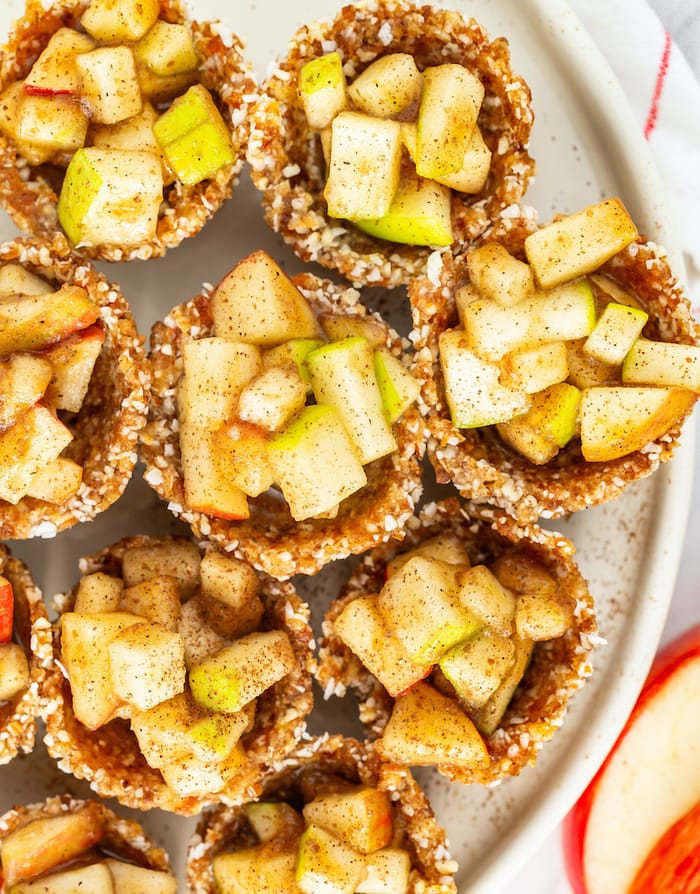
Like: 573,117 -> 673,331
0,796 -> 176,891
0,235 -> 149,539
410,199 -> 700,524
248,0 -> 534,288
141,249 -> 425,579
187,735 -> 457,894
0,0 -> 255,261
317,498 -> 597,785
43,535 -> 314,814
0,545 -> 51,765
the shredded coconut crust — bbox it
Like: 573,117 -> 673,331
0,795 -> 174,874
42,535 -> 315,815
186,735 -> 457,894
247,0 -> 535,288
0,234 -> 150,539
0,545 -> 51,765
141,272 -> 425,580
317,498 -> 597,785
409,216 -> 700,524
0,0 -> 257,261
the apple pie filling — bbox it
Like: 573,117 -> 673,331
0,0 -> 255,260
44,536 -> 314,813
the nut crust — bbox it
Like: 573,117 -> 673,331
247,0 -> 535,288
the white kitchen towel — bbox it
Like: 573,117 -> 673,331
567,0 -> 700,313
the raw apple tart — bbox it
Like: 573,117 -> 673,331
0,0 -> 256,261
0,235 -> 149,539
247,0 -> 534,288
410,198 -> 700,524
317,498 -> 597,785
0,795 -> 176,892
0,545 -> 51,765
187,735 -> 457,894
141,249 -> 425,579
43,535 -> 314,814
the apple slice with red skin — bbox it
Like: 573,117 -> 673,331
563,623 -> 700,894
0,574 -> 13,644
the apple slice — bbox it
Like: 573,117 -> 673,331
471,636 -> 534,736
0,574 -> 13,644
180,423 -> 251,520
245,802 -> 305,844
461,297 -> 535,362
213,838 -> 302,894
178,600 -> 226,668
500,341 -> 569,394
105,859 -> 177,894
318,315 -> 388,349
515,591 -> 573,640
348,53 -> 423,120
42,323 -> 105,413
9,861 -> 114,893
566,338 -> 619,389
80,0 -> 160,43
0,642 -> 30,701
73,571 -> 123,615
299,51 -> 347,130
198,550 -> 264,637
15,92 -> 89,157
627,800 -> 700,894
0,405 -> 73,505
90,102 -> 170,182
0,285 -> 100,356
160,741 -> 247,798
181,338 -> 262,427
0,354 -> 53,428
25,457 -> 83,504
24,27 -> 96,96
491,549 -> 558,596
467,243 -> 535,308
456,564 -> 516,637
262,338 -> 325,389
0,83 -> 55,166
527,279 -> 597,343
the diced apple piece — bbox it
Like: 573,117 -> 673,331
25,456 -> 83,504
0,83 -> 54,166
348,54 -> 423,120
0,354 -> 52,428
245,802 -> 305,844
10,862 -> 114,893
24,27 -> 96,96
177,597 -> 227,668
356,848 -> 411,894
76,46 -> 142,125
130,690 -> 202,767
377,681 -> 489,768
490,549 -> 558,596
386,533 -> 471,578
333,594 -> 431,697
74,571 -> 123,614
108,621 -> 186,711
121,575 -> 181,631
472,637 -> 534,736
15,92 -> 89,155
580,386 -> 695,462
497,382 -> 582,465
500,341 -> 569,394
0,285 -> 100,357
318,315 -> 388,349
524,199 -> 639,290
198,550 -> 264,637
121,540 -> 201,598
262,338 -> 325,389
268,404 -> 367,520
377,556 -> 481,664
0,263 -> 51,297
215,420 -> 274,499
374,347 -> 420,424
590,272 -> 645,310
566,338 -> 619,388
236,365 -> 307,432
584,302 -> 648,365
467,242 -> 535,307
0,575 -> 13,644
160,742 -> 247,798
185,590 -> 247,640
461,297 -> 535,361
622,338 -> 700,391
153,84 -> 234,186
135,21 -> 199,77
0,642 -> 30,701
136,64 -> 198,104
81,0 -> 160,42
303,786 -> 392,854
180,424 -> 251,520
299,52 -> 347,130
439,631 -> 516,710
105,859 -> 176,894
308,337 -> 396,464
527,279 -> 597,343
439,329 -> 530,428
189,630 -> 295,713
415,63 -> 484,179
213,839 -> 302,894
58,147 -> 163,247
431,126 -> 491,193
515,591 -> 573,640
456,564 -> 516,636
187,710 -> 251,764
0,805 -> 104,888
296,823 -> 366,894
42,323 -> 105,413
90,102 -> 171,181
324,111 -> 402,220
181,337 -> 261,428
0,406 -> 73,505
212,251 -> 320,346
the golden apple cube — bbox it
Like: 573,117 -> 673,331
461,297 -> 535,362
415,63 -> 484,179
524,198 -> 639,290
0,405 -> 73,505
439,631 -> 516,709
105,859 -> 177,894
318,315 -> 388,349
299,51 -> 347,130
497,382 -> 582,465
181,338 -> 262,428
456,564 -> 516,637
16,92 -> 89,154
121,575 -> 181,632
130,691 -> 204,767
432,126 -> 492,194
490,549 -> 558,596
135,21 -> 199,77
296,823 -> 366,894
136,63 -> 198,104
161,741 -> 247,798
356,848 -> 411,894
262,338 -> 325,390
0,262 -> 52,297
58,147 -> 163,248
107,621 -> 186,711
43,323 -> 105,413
268,404 -> 367,520
386,533 -> 471,578
198,550 -> 264,634
76,45 -> 142,124
236,365 -> 307,432
25,455 -> 83,505
566,338 -> 619,389
579,386 -> 695,462
215,420 -> 275,499
0,285 -> 100,356
0,354 -> 53,429
467,242 -> 535,308
348,53 -> 423,120
0,83 -> 53,166
526,278 -> 597,342
584,301 -> 649,365
24,27 -> 96,96
376,681 -> 489,768
187,710 -> 251,764
90,102 -> 172,182
180,423 -> 251,520
374,347 -> 420,424
515,591 -> 573,641
74,571 -> 123,614
500,341 -> 569,395
324,111 -> 402,220
81,0 -> 160,43
177,598 -> 227,669
189,629 -> 296,713
472,637 -> 534,736
622,338 -> 700,391
10,862 -> 114,893
0,642 -> 30,702
213,840 -> 302,894
303,786 -> 393,854
121,539 -> 201,598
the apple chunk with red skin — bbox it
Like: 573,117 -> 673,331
563,623 -> 700,894
0,285 -> 100,357
0,574 -> 13,644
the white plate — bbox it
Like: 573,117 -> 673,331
0,0 -> 694,892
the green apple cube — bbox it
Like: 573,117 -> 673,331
188,630 -> 296,713
376,556 -> 481,664
213,841 -> 301,894
75,45 -> 143,124
299,51 -> 347,130
81,0 -> 159,42
472,637 -> 534,736
497,382 -> 582,465
415,63 -> 484,179
185,710 -> 250,763
181,338 -> 261,428
262,338 -> 325,388
524,198 -> 639,290
439,329 -> 530,429
153,84 -> 234,185
104,859 -> 177,894
456,564 -> 516,637
583,301 -> 649,365
303,786 -> 393,855
386,533 -> 471,578
16,93 -> 88,154
347,53 -> 423,120
245,802 -> 304,844
439,631 -> 516,710
501,341 -> 569,394
467,242 -> 535,308
356,848 -> 411,894
622,338 -> 700,391
461,296 -> 536,362
527,278 -> 597,342
374,347 -> 420,424
353,173 -> 453,247
324,111 -> 402,220
268,404 -> 367,520
296,823 -> 366,894
58,147 -> 163,247
307,337 -> 396,464
135,21 -> 199,77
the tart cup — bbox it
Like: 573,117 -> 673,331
0,795 -> 174,886
43,535 -> 315,814
186,735 -> 457,894
141,270 -> 425,579
317,498 -> 597,786
0,235 -> 149,539
248,0 -> 535,288
0,0 -> 256,261
0,545 -> 51,765
410,222 -> 700,524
